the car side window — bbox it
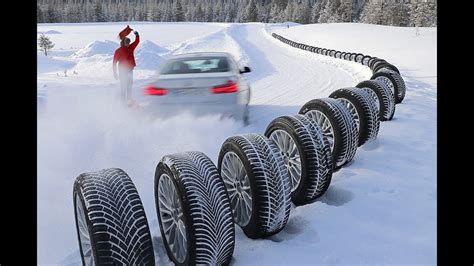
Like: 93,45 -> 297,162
216,59 -> 229,72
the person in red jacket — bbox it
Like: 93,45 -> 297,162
113,30 -> 140,106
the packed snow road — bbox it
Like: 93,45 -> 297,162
37,22 -> 436,265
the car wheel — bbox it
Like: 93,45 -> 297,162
155,151 -> 235,265
73,168 -> 155,265
373,62 -> 400,75
299,98 -> 358,170
329,88 -> 380,146
355,53 -> 364,63
265,115 -> 333,205
361,55 -> 372,66
356,80 -> 396,121
218,133 -> 291,239
371,69 -> 406,104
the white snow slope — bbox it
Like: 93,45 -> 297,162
37,22 -> 436,265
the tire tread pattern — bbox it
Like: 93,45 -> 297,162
74,168 -> 155,265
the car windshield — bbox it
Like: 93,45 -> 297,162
161,56 -> 231,74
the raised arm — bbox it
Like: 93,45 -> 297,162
129,31 -> 140,51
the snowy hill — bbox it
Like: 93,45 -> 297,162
72,40 -> 118,57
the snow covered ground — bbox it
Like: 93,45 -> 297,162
37,22 -> 436,265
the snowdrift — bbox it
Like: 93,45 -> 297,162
38,30 -> 62,34
134,40 -> 168,70
72,40 -> 118,58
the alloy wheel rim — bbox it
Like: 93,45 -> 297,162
221,152 -> 252,227
76,194 -> 95,266
306,110 -> 335,151
270,130 -> 302,193
158,174 -> 187,263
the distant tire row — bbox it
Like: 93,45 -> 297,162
72,32 -> 407,265
271,32 -> 406,104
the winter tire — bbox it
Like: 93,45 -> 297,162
368,57 -> 382,68
265,115 -> 333,206
373,62 -> 400,75
355,53 -> 364,63
356,80 -> 396,121
361,55 -> 372,66
299,98 -> 358,170
155,151 -> 235,265
73,168 -> 155,266
329,88 -> 380,146
370,59 -> 387,70
371,69 -> 406,104
218,133 -> 292,239
349,53 -> 357,61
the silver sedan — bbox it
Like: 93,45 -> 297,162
141,52 -> 251,124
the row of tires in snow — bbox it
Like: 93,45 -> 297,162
272,32 -> 406,104
73,35 -> 407,265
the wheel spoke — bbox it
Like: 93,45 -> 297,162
83,247 -> 92,257
289,142 -> 298,157
222,173 -> 235,186
291,164 -> 302,175
242,191 -> 252,210
161,216 -> 174,224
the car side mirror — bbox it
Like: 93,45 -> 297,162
240,66 -> 251,74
